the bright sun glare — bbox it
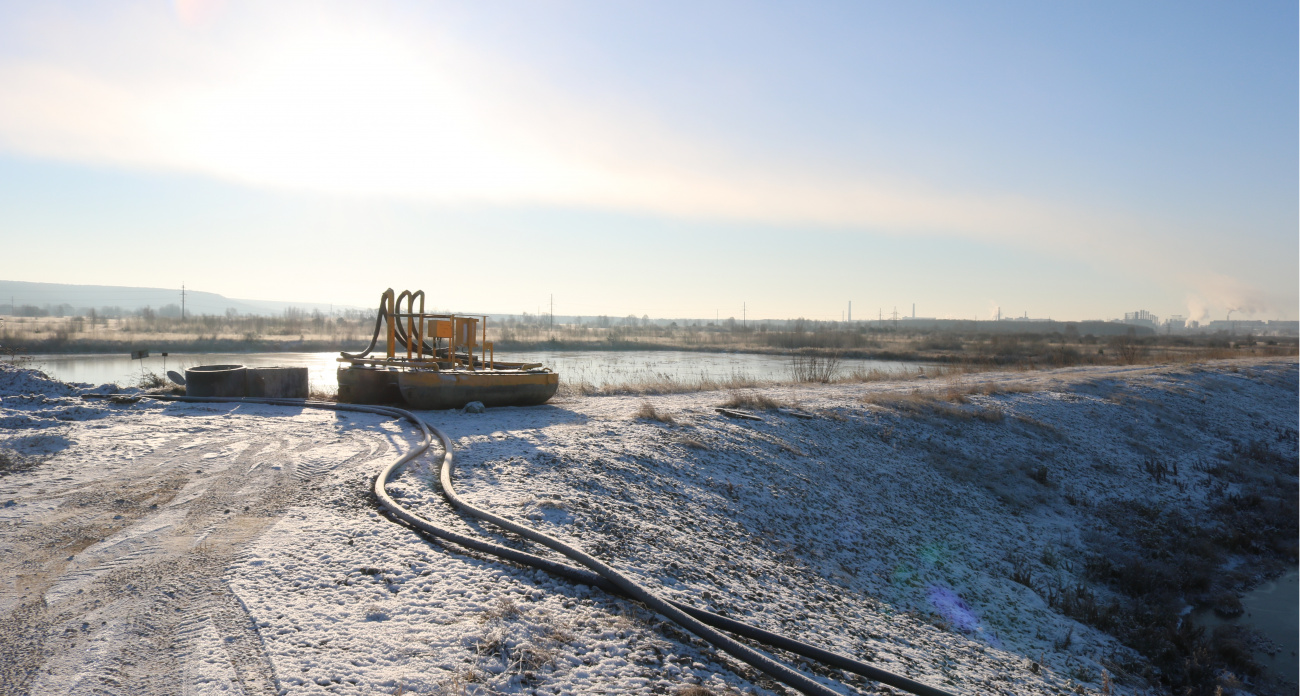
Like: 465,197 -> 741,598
166,26 -> 587,201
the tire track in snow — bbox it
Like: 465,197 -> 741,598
0,417 -> 312,696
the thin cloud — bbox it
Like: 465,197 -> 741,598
0,1 -> 1290,320
0,4 -> 1137,239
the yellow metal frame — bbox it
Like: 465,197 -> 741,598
369,288 -> 496,371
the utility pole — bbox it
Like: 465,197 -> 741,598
848,301 -> 851,323
743,302 -> 746,330
181,283 -> 186,321
549,294 -> 553,338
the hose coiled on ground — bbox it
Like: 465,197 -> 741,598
131,394 -> 956,696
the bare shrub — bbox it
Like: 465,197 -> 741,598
789,349 -> 841,383
136,369 -> 168,389
1110,330 -> 1145,365
634,401 -> 676,425
1008,554 -> 1034,586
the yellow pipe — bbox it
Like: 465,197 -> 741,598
385,289 -> 396,359
468,318 -> 476,371
405,293 -> 413,361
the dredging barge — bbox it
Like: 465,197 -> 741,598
337,289 -> 558,409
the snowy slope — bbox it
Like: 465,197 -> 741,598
0,358 -> 1295,696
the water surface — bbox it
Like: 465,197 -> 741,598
1194,570 -> 1299,687
26,350 -> 930,392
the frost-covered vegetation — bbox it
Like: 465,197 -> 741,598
1,358 -> 1295,695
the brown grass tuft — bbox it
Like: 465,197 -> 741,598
719,391 -> 789,411
942,387 -> 971,403
676,436 -> 709,450
676,687 -> 728,696
478,597 -> 521,623
634,401 -> 676,424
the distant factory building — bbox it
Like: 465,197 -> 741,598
1207,319 -> 1265,333
1122,310 -> 1159,330
1267,320 -> 1300,336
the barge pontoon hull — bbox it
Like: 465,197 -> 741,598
338,366 -> 558,410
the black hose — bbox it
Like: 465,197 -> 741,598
126,394 -> 956,696
341,288 -> 449,361
339,289 -> 393,360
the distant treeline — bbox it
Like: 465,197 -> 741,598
2,307 -> 1295,369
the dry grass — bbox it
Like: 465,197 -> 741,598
135,368 -> 169,389
634,401 -> 676,425
719,391 -> 789,411
676,436 -> 709,450
558,359 -> 975,398
861,391 -> 932,409
776,439 -> 805,456
558,372 -> 771,397
862,390 -> 1004,422
477,597 -> 521,623
0,448 -> 40,476
942,387 -> 971,403
308,385 -> 338,401
675,686 -> 743,696
977,382 -> 1038,396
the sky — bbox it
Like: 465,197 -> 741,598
0,0 -> 1295,322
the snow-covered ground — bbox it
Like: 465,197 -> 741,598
0,358 -> 1295,696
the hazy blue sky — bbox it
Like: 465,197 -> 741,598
0,1 -> 1295,321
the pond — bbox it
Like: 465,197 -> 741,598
22,350 -> 932,393
1194,569 -> 1298,688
